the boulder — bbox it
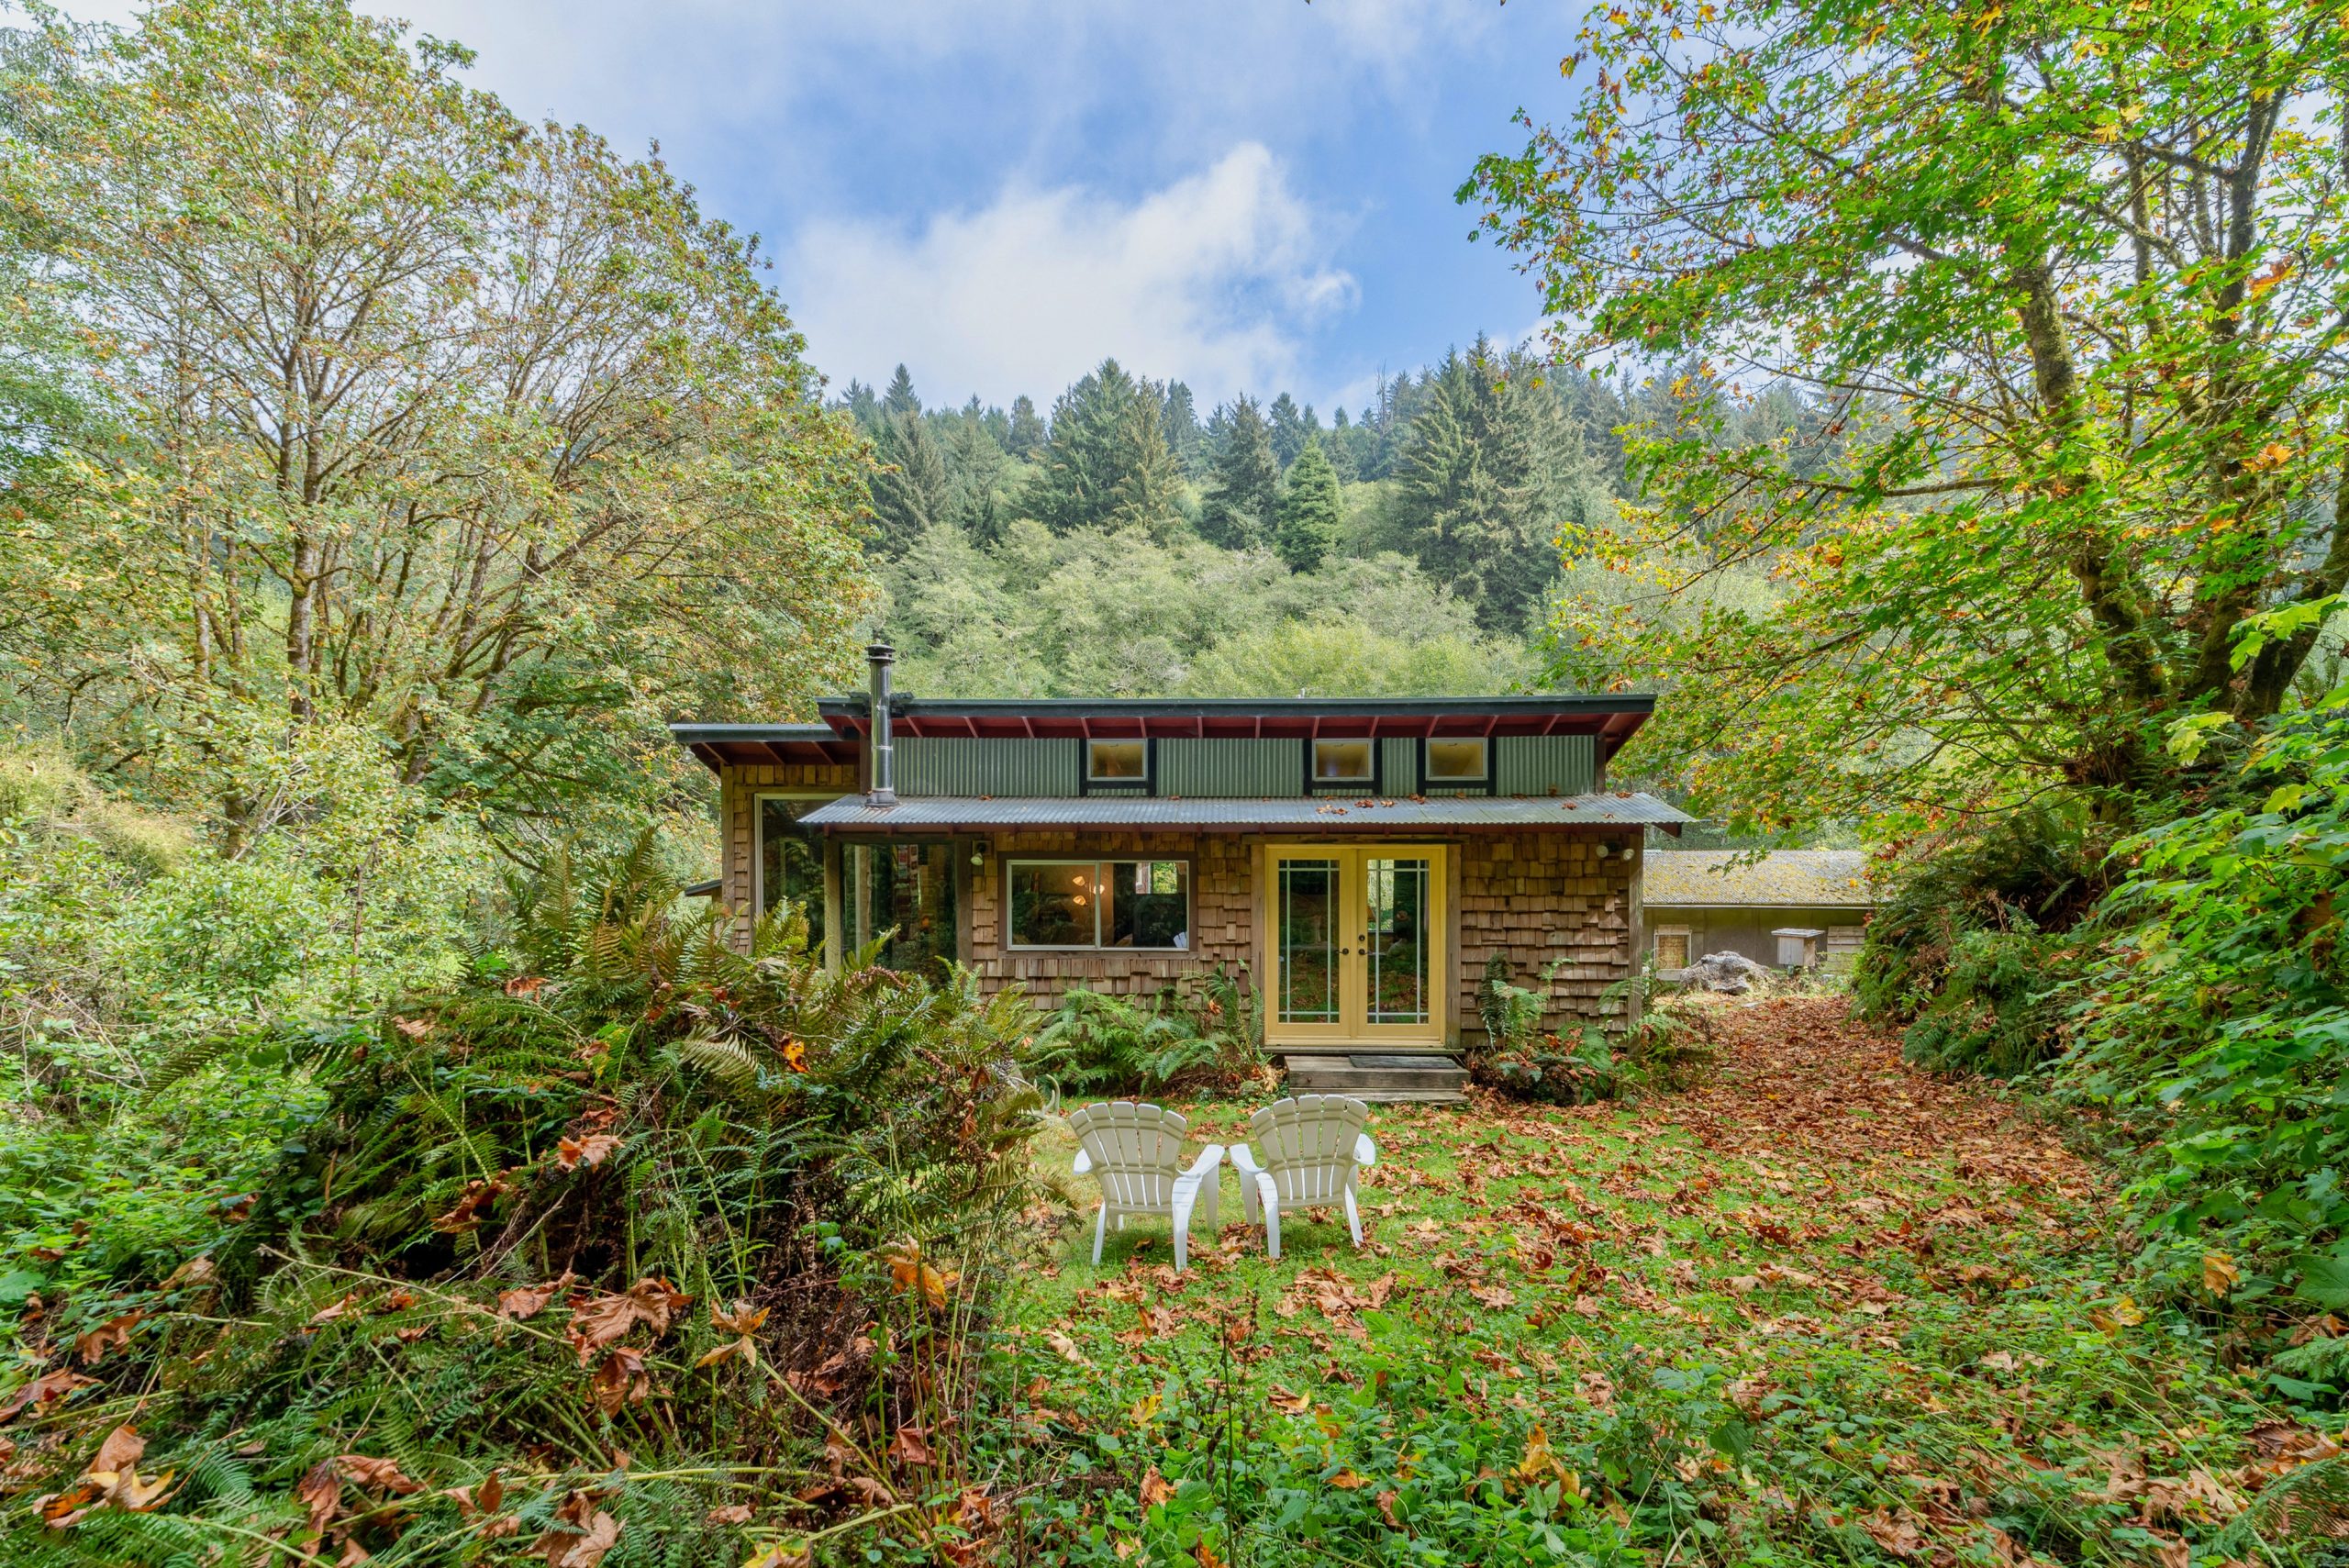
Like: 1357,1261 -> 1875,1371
1682,951 -> 1775,995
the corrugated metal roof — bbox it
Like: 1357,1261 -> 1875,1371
798,793 -> 1692,830
1642,850 -> 1877,908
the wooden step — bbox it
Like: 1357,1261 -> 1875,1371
1283,1052 -> 1469,1104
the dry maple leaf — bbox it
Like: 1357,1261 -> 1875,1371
298,1461 -> 344,1535
2201,1251 -> 2240,1296
882,1240 -> 958,1311
1267,1385 -> 1312,1415
556,1134 -> 622,1172
430,1177 -> 512,1235
538,1489 -> 622,1568
73,1310 -> 142,1366
588,1348 -> 650,1417
497,1275 -> 572,1321
1858,1507 -> 1927,1558
711,1299 -> 770,1336
565,1278 -> 690,1362
338,1454 -> 423,1495
1041,1329 -> 1091,1366
1327,1469 -> 1369,1490
705,1501 -> 753,1525
1139,1465 -> 1174,1508
890,1425 -> 938,1467
0,1367 -> 96,1424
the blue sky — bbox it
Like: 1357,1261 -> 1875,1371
80,0 -> 1585,415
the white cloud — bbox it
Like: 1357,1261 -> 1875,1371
784,144 -> 1356,408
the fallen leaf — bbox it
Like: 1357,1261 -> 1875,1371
538,1490 -> 622,1568
498,1276 -> 572,1321
706,1502 -> 753,1525
75,1310 -> 142,1365
338,1454 -> 423,1496
557,1134 -> 622,1172
0,1367 -> 97,1424
889,1425 -> 936,1467
1327,1468 -> 1369,1489
1140,1465 -> 1174,1508
1041,1329 -> 1090,1366
588,1349 -> 651,1416
566,1278 -> 691,1362
2202,1251 -> 2240,1296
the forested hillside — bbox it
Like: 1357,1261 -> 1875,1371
830,349 -> 1796,703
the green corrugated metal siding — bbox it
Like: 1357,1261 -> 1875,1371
1159,739 -> 1298,796
1496,735 -> 1596,795
897,737 -> 1077,796
1379,738 -> 1418,795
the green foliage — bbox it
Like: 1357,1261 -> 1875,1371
1273,438 -> 1341,573
1475,0 -> 2349,827
0,0 -> 871,835
1390,339 -> 1579,633
1198,395 -> 1281,550
1024,973 -> 1266,1101
2063,686 -> 2349,1324
0,739 -> 484,1301
1471,954 -> 1620,1105
1026,358 -> 1183,539
1852,808 -> 2110,1076
0,828 -> 1043,1565
879,521 -> 1530,699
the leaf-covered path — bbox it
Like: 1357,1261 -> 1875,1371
1005,996 -> 2335,1566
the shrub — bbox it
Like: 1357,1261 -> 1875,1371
1853,806 -> 2108,1075
2064,685 -> 2349,1336
1026,986 -> 1225,1098
1470,955 -> 1625,1105
0,831 -> 1045,1565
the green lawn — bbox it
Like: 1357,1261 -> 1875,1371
994,997 -> 2333,1567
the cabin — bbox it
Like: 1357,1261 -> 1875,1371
672,646 -> 1691,1100
1641,850 -> 1876,974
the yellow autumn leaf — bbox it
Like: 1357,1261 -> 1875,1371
2202,1251 -> 2240,1296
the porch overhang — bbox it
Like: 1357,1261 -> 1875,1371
795,793 -> 1691,834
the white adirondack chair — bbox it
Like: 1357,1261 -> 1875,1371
1067,1101 -> 1223,1272
1229,1094 -> 1376,1261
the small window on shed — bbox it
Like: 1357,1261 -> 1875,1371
1086,740 -> 1146,782
1653,926 -> 1691,971
1425,738 -> 1488,783
1312,739 -> 1375,783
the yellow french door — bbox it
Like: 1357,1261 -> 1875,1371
1266,844 -> 1447,1047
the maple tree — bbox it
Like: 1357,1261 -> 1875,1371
1469,0 -> 2349,829
0,0 -> 871,831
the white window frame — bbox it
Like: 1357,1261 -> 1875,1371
1311,738 -> 1375,784
753,791 -> 841,918
1004,856 -> 1191,951
1085,739 -> 1148,784
1424,737 -> 1490,784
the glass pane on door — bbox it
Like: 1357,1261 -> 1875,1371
1276,859 -> 1341,1024
1364,858 -> 1431,1025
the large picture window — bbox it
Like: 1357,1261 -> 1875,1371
855,840 -> 959,978
1008,859 -> 1189,950
757,796 -> 831,950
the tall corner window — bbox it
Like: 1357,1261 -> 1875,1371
758,796 -> 831,951
1312,739 -> 1375,784
1086,739 -> 1147,783
1008,859 -> 1189,950
1653,927 -> 1691,971
1425,738 -> 1489,784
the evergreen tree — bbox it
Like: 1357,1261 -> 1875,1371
940,403 -> 1014,545
869,408 -> 949,553
1391,339 -> 1572,631
882,363 -> 920,418
1275,438 -> 1341,573
1198,395 -> 1281,550
1004,394 -> 1046,461
1025,359 -> 1179,536
1161,380 -> 1207,477
1325,407 -> 1359,483
840,378 -> 880,432
1266,391 -> 1311,468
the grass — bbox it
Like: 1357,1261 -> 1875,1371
989,997 -> 2342,1567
